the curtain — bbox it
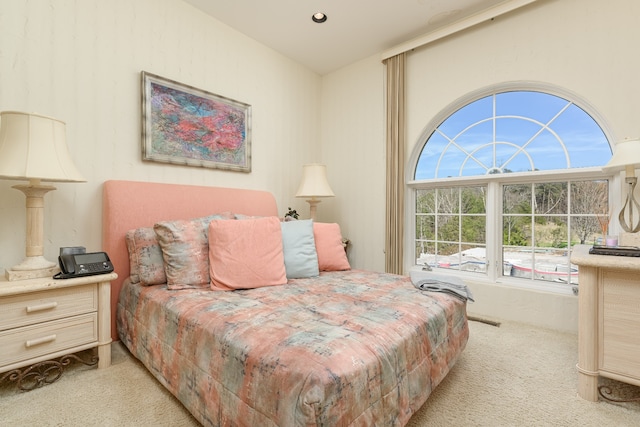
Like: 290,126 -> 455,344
383,53 -> 405,274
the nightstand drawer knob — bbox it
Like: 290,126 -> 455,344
25,334 -> 57,348
26,302 -> 58,313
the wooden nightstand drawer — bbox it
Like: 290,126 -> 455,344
0,313 -> 98,368
0,284 -> 97,331
600,270 -> 640,380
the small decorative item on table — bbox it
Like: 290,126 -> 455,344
595,210 -> 613,246
284,207 -> 299,221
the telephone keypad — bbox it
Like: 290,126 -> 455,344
78,262 -> 111,274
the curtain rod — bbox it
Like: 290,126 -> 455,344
381,0 -> 540,60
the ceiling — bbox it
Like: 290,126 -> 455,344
181,0 -> 513,75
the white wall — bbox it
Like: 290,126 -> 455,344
321,0 -> 640,332
404,0 -> 640,146
0,0 -> 321,272
320,55 -> 387,271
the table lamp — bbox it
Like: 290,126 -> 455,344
0,111 -> 86,281
602,137 -> 640,233
295,163 -> 335,221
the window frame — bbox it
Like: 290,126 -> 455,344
405,83 -> 619,295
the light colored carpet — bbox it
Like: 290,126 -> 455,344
1,320 -> 639,426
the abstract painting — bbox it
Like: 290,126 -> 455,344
142,72 -> 251,172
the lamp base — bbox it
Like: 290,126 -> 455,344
5,266 -> 60,281
6,266 -> 60,281
618,176 -> 640,233
305,198 -> 321,221
620,232 -> 640,247
5,256 -> 60,281
4,180 -> 60,282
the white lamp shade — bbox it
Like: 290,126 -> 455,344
295,164 -> 335,198
602,137 -> 640,173
0,111 -> 85,182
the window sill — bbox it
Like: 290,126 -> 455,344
410,265 -> 578,296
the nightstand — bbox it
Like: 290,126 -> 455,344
0,272 -> 116,390
572,245 -> 640,402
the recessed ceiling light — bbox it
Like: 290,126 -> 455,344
312,12 -> 327,23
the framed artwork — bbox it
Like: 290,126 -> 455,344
141,71 -> 251,172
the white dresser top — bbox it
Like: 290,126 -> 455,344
0,273 -> 117,297
571,244 -> 640,271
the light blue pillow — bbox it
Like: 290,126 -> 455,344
280,219 -> 319,279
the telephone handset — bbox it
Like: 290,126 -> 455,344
54,247 -> 114,279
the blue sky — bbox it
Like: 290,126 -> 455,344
415,91 -> 612,180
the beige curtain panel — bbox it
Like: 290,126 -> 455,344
383,53 -> 406,275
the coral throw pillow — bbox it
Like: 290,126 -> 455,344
208,216 -> 287,291
313,222 -> 351,271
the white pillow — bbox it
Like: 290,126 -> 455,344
281,219 -> 319,279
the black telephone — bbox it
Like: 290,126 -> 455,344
54,247 -> 114,279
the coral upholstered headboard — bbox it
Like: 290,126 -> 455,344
102,180 -> 279,340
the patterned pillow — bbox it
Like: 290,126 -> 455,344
125,230 -> 141,284
208,216 -> 287,291
125,227 -> 166,286
313,222 -> 351,271
154,212 -> 234,290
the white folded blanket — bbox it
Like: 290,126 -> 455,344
410,269 -> 474,302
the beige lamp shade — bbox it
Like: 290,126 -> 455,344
295,163 -> 335,198
602,137 -> 640,176
0,111 -> 85,182
295,164 -> 335,221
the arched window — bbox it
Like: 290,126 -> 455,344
410,88 -> 613,292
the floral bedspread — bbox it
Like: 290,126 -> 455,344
117,270 -> 469,426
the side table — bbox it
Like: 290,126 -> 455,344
0,272 -> 116,390
571,245 -> 640,402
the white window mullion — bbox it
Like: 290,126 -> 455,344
404,188 -> 417,272
486,181 -> 501,281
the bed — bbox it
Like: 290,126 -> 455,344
103,180 -> 469,426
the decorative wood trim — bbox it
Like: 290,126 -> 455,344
381,0 -> 540,60
0,352 -> 98,391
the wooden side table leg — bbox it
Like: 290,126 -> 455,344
97,280 -> 112,369
577,265 -> 599,401
97,343 -> 111,369
577,365 -> 599,402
